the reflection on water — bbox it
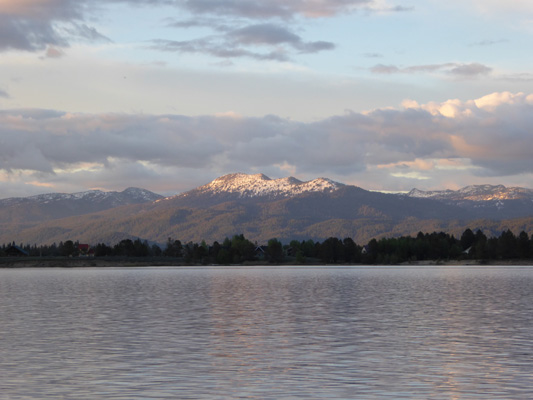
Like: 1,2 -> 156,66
1,266 -> 532,399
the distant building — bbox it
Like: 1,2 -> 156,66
5,245 -> 29,257
254,245 -> 267,260
78,244 -> 95,257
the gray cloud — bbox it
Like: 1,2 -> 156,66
150,38 -> 291,61
230,24 -> 301,45
0,16 -> 68,51
468,39 -> 508,47
371,62 -> 492,78
0,0 -> 112,52
448,63 -> 492,77
65,24 -> 112,43
1,92 -> 532,195
388,5 -> 414,12
0,89 -> 9,98
1,0 -> 342,58
151,22 -> 334,61
362,52 -> 383,58
165,17 -> 230,31
298,40 -> 335,53
229,23 -> 334,54
497,73 -> 533,82
370,64 -> 400,73
177,0 -> 373,19
0,0 -> 84,20
405,64 -> 456,73
159,1 -> 408,61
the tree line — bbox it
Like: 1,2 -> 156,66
1,228 -> 533,264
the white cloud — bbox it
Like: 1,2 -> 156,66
1,91 -> 532,196
473,91 -> 533,111
371,62 -> 492,78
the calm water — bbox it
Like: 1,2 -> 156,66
1,266 -> 532,399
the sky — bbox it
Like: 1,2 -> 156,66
1,0 -> 533,197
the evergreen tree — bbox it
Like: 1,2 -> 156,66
343,237 -> 360,263
164,238 -> 183,257
473,230 -> 488,259
230,234 -> 255,263
61,240 -> 76,257
460,228 -> 476,251
498,229 -> 517,259
266,238 -> 284,264
517,231 -> 530,259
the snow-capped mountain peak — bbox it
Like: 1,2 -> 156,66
195,173 -> 343,198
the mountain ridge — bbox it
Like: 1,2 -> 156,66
4,174 -> 532,204
407,184 -> 533,201
0,187 -> 163,226
1,174 -> 533,246
1,187 -> 162,206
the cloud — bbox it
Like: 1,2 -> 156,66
401,92 -> 533,175
448,63 -> 492,77
165,17 -> 229,30
0,0 -> 83,20
1,91 -> 532,195
160,0 -> 407,61
0,0 -> 112,52
65,23 -> 111,43
151,23 -> 334,61
1,0 -> 342,60
370,64 -> 399,74
158,1 -> 411,61
468,39 -> 508,47
228,23 -> 334,54
0,15 -> 69,51
0,0 -> 399,54
371,63 -> 456,74
177,0 -> 374,19
387,5 -> 414,12
497,73 -> 533,82
362,52 -> 383,58
0,89 -> 9,98
150,38 -> 291,61
371,62 -> 492,78
230,24 -> 302,46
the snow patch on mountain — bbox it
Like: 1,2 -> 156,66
194,173 -> 344,198
408,185 -> 533,201
0,188 -> 162,207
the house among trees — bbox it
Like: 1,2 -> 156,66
78,244 -> 95,257
5,245 -> 30,257
254,245 -> 267,260
286,246 -> 296,257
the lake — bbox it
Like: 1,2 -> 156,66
1,266 -> 532,399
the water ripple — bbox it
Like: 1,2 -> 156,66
1,266 -> 532,399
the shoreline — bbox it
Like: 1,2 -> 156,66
1,257 -> 532,268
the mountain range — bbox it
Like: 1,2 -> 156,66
1,173 -> 533,246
